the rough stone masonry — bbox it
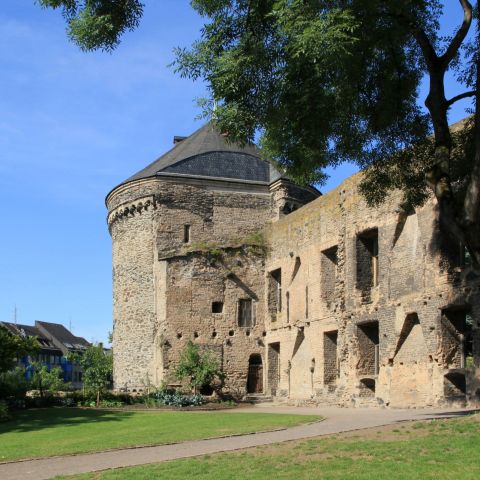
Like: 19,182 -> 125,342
106,122 -> 480,408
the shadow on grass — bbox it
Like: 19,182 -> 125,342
420,409 -> 480,419
0,408 -> 135,434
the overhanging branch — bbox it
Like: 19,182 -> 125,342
440,0 -> 473,68
446,90 -> 477,107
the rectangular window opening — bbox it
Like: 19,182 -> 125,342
238,299 -> 255,327
321,245 -> 338,305
269,269 -> 282,316
212,301 -> 224,314
356,229 -> 379,300
323,330 -> 338,385
441,307 -> 473,368
356,321 -> 380,376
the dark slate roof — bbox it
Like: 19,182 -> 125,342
36,321 -> 90,351
122,123 -> 284,185
0,322 -> 61,353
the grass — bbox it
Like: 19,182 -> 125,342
0,408 -> 320,462
57,414 -> 480,480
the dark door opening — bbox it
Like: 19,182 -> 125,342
247,354 -> 263,394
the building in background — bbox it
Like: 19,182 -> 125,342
0,321 -> 90,389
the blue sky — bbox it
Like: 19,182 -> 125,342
0,1 -> 474,343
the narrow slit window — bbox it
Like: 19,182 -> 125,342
183,225 -> 191,243
305,286 -> 309,319
286,292 -> 290,323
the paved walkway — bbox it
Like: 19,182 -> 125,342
0,406 -> 475,480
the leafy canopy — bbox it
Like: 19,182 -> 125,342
75,344 -> 112,392
174,1 -> 446,188
37,0 -> 144,51
37,2 -> 477,206
29,362 -> 70,396
0,325 -> 39,374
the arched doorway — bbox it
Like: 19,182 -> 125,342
247,354 -> 263,394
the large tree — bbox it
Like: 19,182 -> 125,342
39,1 -> 480,268
0,325 -> 38,374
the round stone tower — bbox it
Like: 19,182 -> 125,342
106,123 -> 319,393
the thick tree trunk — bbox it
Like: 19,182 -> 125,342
416,0 -> 479,270
462,55 -> 480,268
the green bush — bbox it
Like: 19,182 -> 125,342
29,362 -> 70,399
0,367 -> 30,401
0,400 -> 10,422
175,341 -> 225,394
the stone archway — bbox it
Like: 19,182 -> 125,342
247,354 -> 263,394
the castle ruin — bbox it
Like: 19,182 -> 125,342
106,123 -> 480,407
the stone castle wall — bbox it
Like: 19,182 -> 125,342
264,173 -> 480,407
108,170 -> 479,406
107,177 -> 272,392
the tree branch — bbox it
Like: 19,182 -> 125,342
380,1 -> 439,71
446,90 -> 477,107
411,26 -> 439,72
440,0 -> 473,68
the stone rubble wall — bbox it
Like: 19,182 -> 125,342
264,172 -> 480,408
107,171 -> 479,406
108,177 -> 272,392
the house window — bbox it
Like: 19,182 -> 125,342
183,225 -> 191,243
238,299 -> 255,327
212,302 -> 224,313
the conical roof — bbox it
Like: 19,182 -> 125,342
122,123 -> 284,185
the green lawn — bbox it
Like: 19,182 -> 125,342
0,408 -> 320,462
58,414 -> 480,480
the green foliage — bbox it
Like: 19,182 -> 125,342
76,344 -> 113,404
30,362 -> 70,397
37,0 -> 144,51
359,117 -> 477,210
0,400 -> 10,422
175,341 -> 225,393
0,367 -> 30,401
174,1 -> 444,187
36,1 -> 480,226
0,325 -> 39,374
153,391 -> 204,407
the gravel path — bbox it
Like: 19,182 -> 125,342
0,405 -> 475,480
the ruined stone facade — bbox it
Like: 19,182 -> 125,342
107,123 -> 480,408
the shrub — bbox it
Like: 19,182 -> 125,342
154,391 -> 204,407
175,341 -> 225,394
0,367 -> 30,401
29,363 -> 70,399
72,344 -> 113,407
0,400 -> 10,422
